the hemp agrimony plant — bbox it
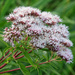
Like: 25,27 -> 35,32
0,6 -> 73,75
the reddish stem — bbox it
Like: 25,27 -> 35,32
0,56 -> 4,61
5,48 -> 12,55
0,59 -> 55,74
15,55 -> 24,60
15,51 -> 22,57
14,51 -> 18,56
0,46 -> 32,70
0,48 -> 12,61
13,50 -> 32,60
0,63 -> 7,69
28,50 -> 32,53
0,53 -> 12,63
0,49 -> 15,63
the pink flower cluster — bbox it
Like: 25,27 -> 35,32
4,6 -> 73,63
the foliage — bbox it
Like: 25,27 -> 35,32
0,0 -> 75,75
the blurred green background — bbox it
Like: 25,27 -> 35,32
0,0 -> 75,75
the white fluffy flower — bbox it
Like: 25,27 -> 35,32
57,48 -> 73,63
4,6 -> 73,63
40,12 -> 62,25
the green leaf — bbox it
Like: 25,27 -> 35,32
20,47 -> 36,68
66,65 -> 75,75
54,1 -> 75,17
3,47 -> 11,56
17,61 -> 30,75
63,17 -> 75,25
48,65 -> 60,75
30,67 -> 35,72
33,0 -> 52,9
0,36 -> 9,47
0,0 -> 13,18
41,69 -> 50,75
0,64 -> 12,71
37,69 -> 42,75
0,50 -> 2,58
1,73 -> 11,75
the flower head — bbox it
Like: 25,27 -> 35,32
4,6 -> 73,63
